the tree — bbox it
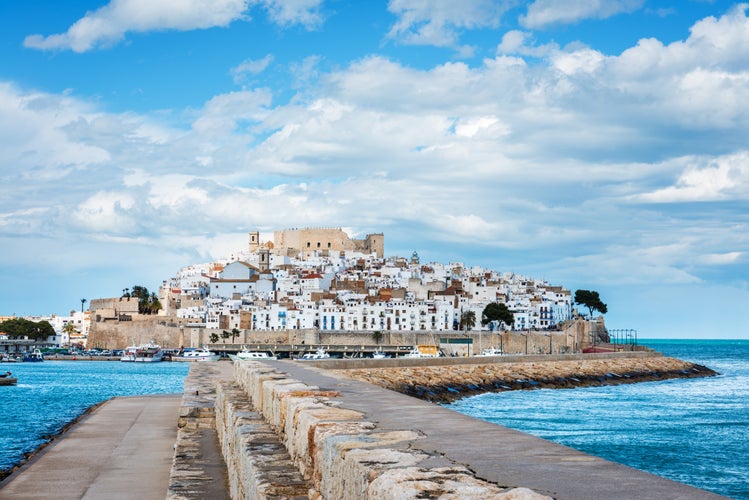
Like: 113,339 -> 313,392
481,303 -> 514,330
230,328 -> 240,344
0,318 -> 56,340
221,330 -> 230,343
574,290 -> 608,318
129,286 -> 162,315
62,322 -> 78,335
80,298 -> 87,313
372,330 -> 383,344
459,310 -> 476,332
209,333 -> 220,344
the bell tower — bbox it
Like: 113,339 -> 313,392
249,231 -> 260,253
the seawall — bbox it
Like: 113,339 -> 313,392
169,355 -> 723,499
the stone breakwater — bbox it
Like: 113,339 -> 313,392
342,356 -> 718,403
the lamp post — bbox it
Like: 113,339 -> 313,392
545,333 -> 552,354
520,332 -> 528,355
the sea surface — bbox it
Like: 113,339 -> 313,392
0,360 -> 189,475
448,339 -> 749,499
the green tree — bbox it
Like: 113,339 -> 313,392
459,310 -> 476,332
574,290 -> 608,317
481,303 -> 514,330
221,330 -> 230,343
129,286 -> 162,315
372,330 -> 383,344
0,318 -> 56,340
80,298 -> 87,313
230,328 -> 240,344
209,333 -> 220,343
62,322 -> 78,335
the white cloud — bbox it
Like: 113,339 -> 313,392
387,0 -> 513,48
231,55 -> 274,83
254,0 -> 324,28
521,0 -> 645,29
23,0 -> 325,52
633,153 -> 749,203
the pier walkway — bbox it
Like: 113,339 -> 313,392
0,395 -> 182,500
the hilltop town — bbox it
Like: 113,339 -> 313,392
4,227 -> 611,355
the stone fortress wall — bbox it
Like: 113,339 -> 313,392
263,227 -> 384,258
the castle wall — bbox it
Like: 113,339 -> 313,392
271,227 -> 384,258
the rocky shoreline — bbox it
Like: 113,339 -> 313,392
343,356 -> 718,404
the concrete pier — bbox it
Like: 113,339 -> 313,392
0,355 -> 728,499
0,395 -> 182,500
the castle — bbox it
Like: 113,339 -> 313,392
249,227 -> 384,259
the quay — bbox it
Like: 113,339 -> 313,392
0,353 -> 725,499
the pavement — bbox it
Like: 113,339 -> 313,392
0,394 -> 181,500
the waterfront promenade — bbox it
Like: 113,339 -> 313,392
0,354 -> 727,499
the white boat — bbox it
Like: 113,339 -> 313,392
299,347 -> 330,360
476,347 -> 504,357
402,347 -> 439,358
371,348 -> 389,359
120,342 -> 163,362
229,347 -> 277,361
172,346 -> 221,362
120,345 -> 137,362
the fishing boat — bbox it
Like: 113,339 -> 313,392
120,342 -> 164,362
229,346 -> 277,361
299,347 -> 330,360
172,346 -> 221,362
22,349 -> 44,362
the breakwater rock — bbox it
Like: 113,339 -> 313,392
343,357 -> 717,404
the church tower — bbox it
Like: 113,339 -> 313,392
248,231 -> 260,253
258,247 -> 270,273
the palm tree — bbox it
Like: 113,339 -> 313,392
80,298 -> 87,313
460,310 -> 476,332
230,328 -> 240,344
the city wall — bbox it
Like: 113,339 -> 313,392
87,316 -> 603,354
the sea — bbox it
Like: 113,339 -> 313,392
448,339 -> 749,499
0,360 -> 189,477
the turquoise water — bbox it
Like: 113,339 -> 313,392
448,339 -> 749,499
0,361 -> 188,475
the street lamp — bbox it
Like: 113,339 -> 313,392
520,332 -> 528,355
545,333 -> 552,355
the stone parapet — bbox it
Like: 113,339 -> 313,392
232,361 -> 549,499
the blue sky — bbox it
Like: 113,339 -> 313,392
1,0 -> 748,339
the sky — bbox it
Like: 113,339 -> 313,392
1,0 -> 748,339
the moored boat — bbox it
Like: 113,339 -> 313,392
172,346 -> 221,362
299,347 -> 330,360
402,346 -> 440,358
476,347 -> 504,357
120,342 -> 164,362
371,348 -> 389,359
22,349 -> 44,362
229,346 -> 277,361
